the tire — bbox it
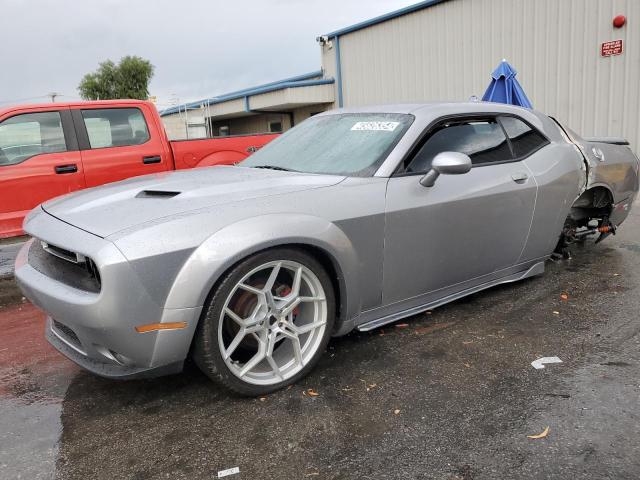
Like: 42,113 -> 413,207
193,247 -> 335,396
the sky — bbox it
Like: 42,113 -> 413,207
0,0 -> 417,109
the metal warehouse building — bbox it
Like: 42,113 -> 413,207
162,0 -> 640,149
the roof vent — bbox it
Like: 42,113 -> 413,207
136,190 -> 181,199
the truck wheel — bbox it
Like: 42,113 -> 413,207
193,248 -> 335,396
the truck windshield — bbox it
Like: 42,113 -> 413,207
239,113 -> 413,176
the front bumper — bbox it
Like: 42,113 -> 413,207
45,317 -> 184,379
15,208 -> 202,379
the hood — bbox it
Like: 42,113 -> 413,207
43,166 -> 344,237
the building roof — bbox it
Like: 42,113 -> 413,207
160,70 -> 333,116
323,0 -> 452,38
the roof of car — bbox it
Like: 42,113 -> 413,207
319,101 -> 537,117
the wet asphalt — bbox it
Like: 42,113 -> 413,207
1,208 -> 639,480
0,238 -> 25,278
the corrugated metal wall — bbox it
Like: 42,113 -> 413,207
322,0 -> 640,149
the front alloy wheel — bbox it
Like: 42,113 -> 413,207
194,248 -> 335,395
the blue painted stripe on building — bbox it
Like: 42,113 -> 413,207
160,70 -> 326,116
324,0 -> 451,38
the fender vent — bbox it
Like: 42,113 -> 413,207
136,190 -> 181,198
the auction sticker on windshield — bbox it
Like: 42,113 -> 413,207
351,121 -> 400,131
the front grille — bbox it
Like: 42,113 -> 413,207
52,320 -> 82,349
28,240 -> 101,293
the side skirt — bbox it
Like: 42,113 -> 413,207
356,261 -> 545,332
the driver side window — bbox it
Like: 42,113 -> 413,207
405,118 -> 512,173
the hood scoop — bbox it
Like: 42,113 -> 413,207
136,190 -> 181,199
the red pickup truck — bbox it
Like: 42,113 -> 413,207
0,100 -> 277,238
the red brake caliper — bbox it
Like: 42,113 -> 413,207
277,286 -> 300,318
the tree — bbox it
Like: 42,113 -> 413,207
78,56 -> 154,100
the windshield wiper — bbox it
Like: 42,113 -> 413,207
251,165 -> 297,172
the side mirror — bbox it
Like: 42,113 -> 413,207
419,152 -> 472,187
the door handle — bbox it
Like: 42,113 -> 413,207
143,155 -> 162,165
54,164 -> 78,174
511,172 -> 529,183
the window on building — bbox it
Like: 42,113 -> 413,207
499,116 -> 548,158
269,121 -> 283,133
406,118 -> 512,173
0,111 -> 66,166
81,108 -> 150,149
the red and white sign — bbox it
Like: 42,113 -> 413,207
601,39 -> 623,57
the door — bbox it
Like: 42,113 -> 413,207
73,106 -> 168,187
383,116 -> 537,306
0,109 -> 84,237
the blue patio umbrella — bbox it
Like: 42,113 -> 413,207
482,59 -> 532,108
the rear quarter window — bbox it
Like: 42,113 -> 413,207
499,116 -> 548,158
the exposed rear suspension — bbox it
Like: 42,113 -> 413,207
555,217 -> 616,259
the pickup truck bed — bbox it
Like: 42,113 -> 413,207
169,135 -> 276,170
0,100 -> 277,238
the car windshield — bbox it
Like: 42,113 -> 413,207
239,113 -> 414,176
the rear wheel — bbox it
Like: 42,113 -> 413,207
193,248 -> 335,396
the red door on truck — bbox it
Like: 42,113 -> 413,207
72,104 -> 170,187
0,107 -> 85,237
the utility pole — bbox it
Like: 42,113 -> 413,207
48,92 -> 60,102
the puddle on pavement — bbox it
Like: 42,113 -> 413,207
0,300 -> 79,480
0,241 -> 25,278
619,242 -> 640,253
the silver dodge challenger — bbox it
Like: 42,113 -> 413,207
15,102 -> 639,395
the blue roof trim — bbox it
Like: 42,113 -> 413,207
160,70 -> 326,116
324,0 -> 451,38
